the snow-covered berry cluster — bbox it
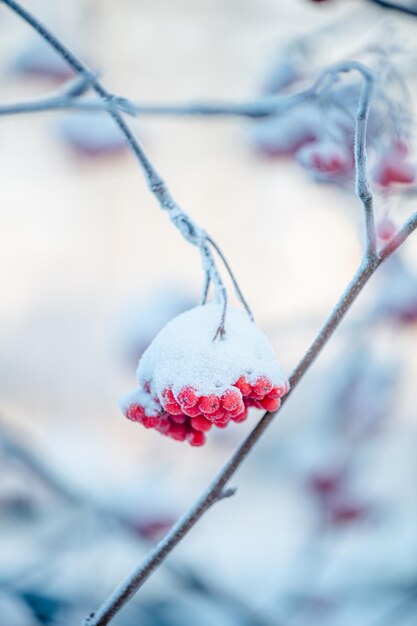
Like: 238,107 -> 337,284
121,304 -> 289,446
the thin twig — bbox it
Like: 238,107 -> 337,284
0,95 -> 136,117
0,91 -> 316,120
207,235 -> 254,321
324,61 -> 377,261
0,61 -> 363,122
353,68 -> 377,261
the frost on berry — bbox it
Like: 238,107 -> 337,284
121,304 -> 289,446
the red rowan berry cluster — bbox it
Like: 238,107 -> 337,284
121,304 -> 289,446
372,140 -> 415,188
252,49 -> 415,189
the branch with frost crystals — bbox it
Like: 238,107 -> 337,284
353,70 -> 377,261
0,93 -> 137,117
0,61 -> 369,122
341,61 -> 377,261
0,92 -> 312,119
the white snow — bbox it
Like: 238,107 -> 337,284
136,303 -> 288,403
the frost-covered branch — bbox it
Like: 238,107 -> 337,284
0,93 -> 137,117
351,64 -> 377,261
0,61 -> 367,123
0,92 -> 311,119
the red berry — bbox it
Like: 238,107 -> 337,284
308,472 -> 342,497
235,376 -> 252,396
164,401 -> 183,416
221,389 -> 243,411
230,408 -> 248,423
187,430 -> 206,446
191,415 -> 212,432
198,394 -> 220,415
267,386 -> 280,399
212,413 -> 230,428
329,504 -> 367,526
378,163 -> 415,187
142,415 -> 160,429
126,404 -> 144,422
252,377 -> 273,397
155,419 -> 170,434
170,413 -> 187,424
162,388 -> 175,403
207,407 -> 225,421
168,423 -> 187,441
182,404 -> 202,417
260,396 -> 281,412
143,381 -> 152,393
177,386 -> 199,408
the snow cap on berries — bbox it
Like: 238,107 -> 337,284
138,304 -> 286,398
121,304 -> 289,446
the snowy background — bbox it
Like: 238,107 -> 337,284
1,0 -> 417,624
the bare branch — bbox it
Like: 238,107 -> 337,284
0,91 -> 316,120
323,61 -> 377,261
0,95 -> 136,117
207,235 -> 254,321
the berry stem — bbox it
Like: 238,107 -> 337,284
207,235 -> 254,321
